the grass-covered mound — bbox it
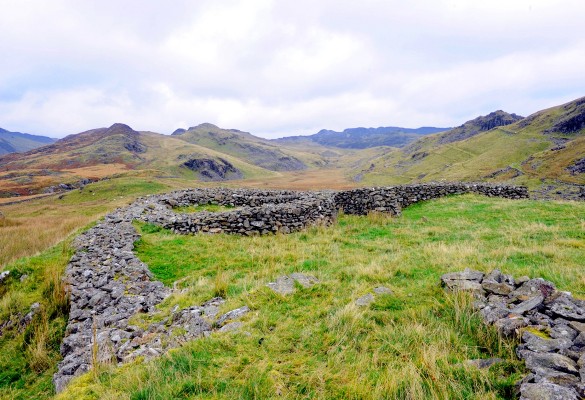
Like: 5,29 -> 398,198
54,195 -> 584,399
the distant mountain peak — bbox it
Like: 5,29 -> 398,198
437,110 -> 524,145
188,123 -> 219,131
171,128 -> 186,136
106,123 -> 136,135
277,126 -> 451,149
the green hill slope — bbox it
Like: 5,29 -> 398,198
352,97 -> 585,197
0,124 -> 276,196
172,123 -> 323,171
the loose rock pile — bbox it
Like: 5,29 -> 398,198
442,269 -> 585,399
54,183 -> 528,392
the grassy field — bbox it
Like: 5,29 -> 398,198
45,195 -> 585,400
0,175 -> 174,267
0,169 -> 358,269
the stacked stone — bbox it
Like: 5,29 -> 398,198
335,183 -> 529,216
156,188 -> 309,208
140,189 -> 338,236
442,269 -> 585,399
53,208 -> 170,392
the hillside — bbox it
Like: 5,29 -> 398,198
275,126 -> 450,149
171,123 -> 318,171
0,128 -> 56,155
351,97 -> 585,198
0,123 -> 277,197
1,97 -> 584,200
435,110 -> 523,145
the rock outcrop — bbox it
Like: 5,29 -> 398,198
181,158 -> 243,181
441,269 -> 585,399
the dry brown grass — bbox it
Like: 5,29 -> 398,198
236,168 -> 357,190
61,163 -> 130,178
0,175 -> 174,267
0,209 -> 95,267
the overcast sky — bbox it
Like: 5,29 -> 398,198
1,0 -> 584,139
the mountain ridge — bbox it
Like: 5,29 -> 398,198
0,128 -> 56,155
0,97 -> 583,199
274,126 -> 451,149
352,96 -> 585,200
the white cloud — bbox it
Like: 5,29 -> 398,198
0,0 -> 584,138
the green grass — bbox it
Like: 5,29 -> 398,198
0,242 -> 72,400
353,99 -> 585,189
56,195 -> 585,399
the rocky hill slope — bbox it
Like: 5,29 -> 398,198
0,123 -> 276,196
351,97 -> 585,199
171,123 -> 310,171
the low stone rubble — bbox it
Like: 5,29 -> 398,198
441,269 -> 585,399
267,273 -> 320,295
355,286 -> 393,306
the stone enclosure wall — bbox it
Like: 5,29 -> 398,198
53,183 -> 528,392
334,182 -> 528,216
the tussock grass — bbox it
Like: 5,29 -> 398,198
56,195 -> 584,399
0,242 -> 72,399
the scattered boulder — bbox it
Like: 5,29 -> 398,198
0,270 -> 9,284
520,381 -> 579,400
289,273 -> 319,289
355,286 -> 393,306
519,331 -> 573,353
216,306 -> 250,327
510,295 -> 544,315
441,268 -> 485,295
267,273 -> 319,295
373,286 -> 393,295
355,293 -> 375,307
267,276 -> 295,295
482,269 -> 514,295
219,321 -> 243,333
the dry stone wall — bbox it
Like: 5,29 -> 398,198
141,188 -> 338,235
442,269 -> 585,399
54,183 -> 528,392
335,182 -> 529,216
